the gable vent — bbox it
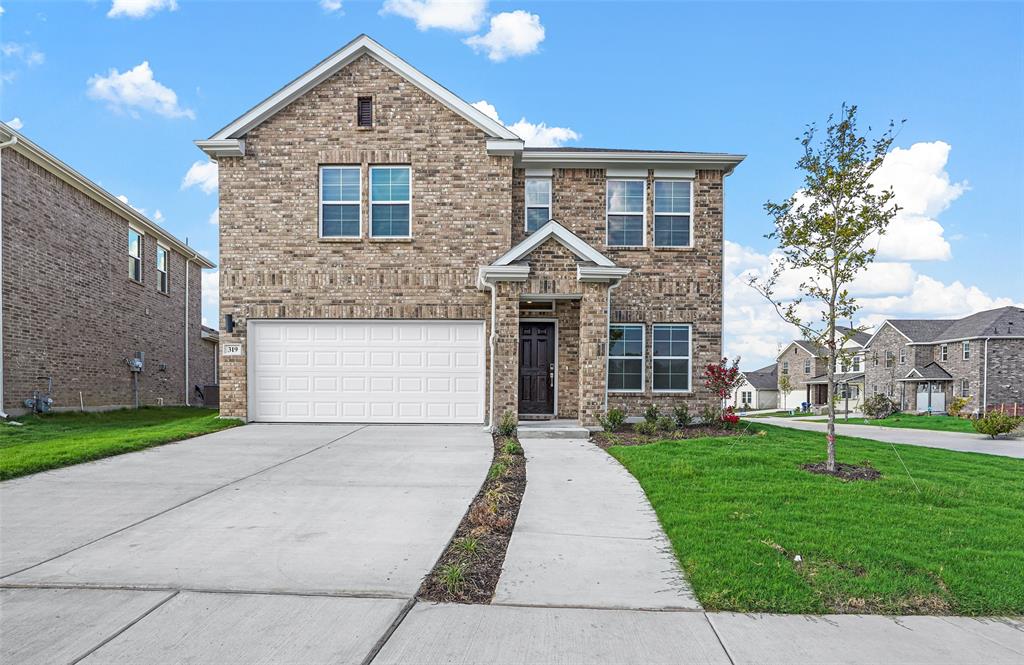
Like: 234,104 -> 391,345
357,96 -> 373,127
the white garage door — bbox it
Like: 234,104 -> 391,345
249,320 -> 485,423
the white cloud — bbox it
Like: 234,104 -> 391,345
202,269 -> 219,309
87,61 -> 194,119
4,117 -> 23,130
116,193 -> 147,215
320,0 -> 343,13
1,42 -> 45,67
107,0 -> 178,19
153,209 -> 163,223
381,0 -> 486,31
471,99 -> 579,147
464,10 -> 544,61
208,208 -> 219,226
181,160 -> 218,194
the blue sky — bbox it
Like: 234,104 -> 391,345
3,1 -> 1022,368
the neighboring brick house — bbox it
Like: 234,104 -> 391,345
0,122 -> 217,415
727,364 -> 778,411
197,35 -> 744,429
775,327 -> 870,411
864,306 -> 1024,414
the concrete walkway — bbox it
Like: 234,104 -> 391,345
493,438 -> 698,610
758,416 -> 1024,459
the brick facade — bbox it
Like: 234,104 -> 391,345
1,147 -> 215,414
213,49 -> 732,428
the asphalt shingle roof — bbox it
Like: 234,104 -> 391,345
743,364 -> 778,391
887,306 -> 1024,343
903,363 -> 954,381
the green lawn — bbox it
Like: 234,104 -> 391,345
840,413 -> 978,434
1,407 -> 241,480
744,410 -> 815,418
609,424 -> 1024,615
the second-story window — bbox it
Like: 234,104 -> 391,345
606,179 -> 645,247
899,348 -> 907,365
128,228 -> 143,282
156,244 -> 169,294
803,358 -> 811,374
940,344 -> 948,361
321,166 -> 361,238
525,178 -> 551,233
370,166 -> 411,238
653,180 -> 692,247
782,360 -> 789,375
885,350 -> 895,368
852,355 -> 861,372
962,340 -> 971,360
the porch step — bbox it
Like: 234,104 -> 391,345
516,419 -> 591,440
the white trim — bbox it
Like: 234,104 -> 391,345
940,344 -> 948,361
577,265 -> 631,282
486,139 -> 525,155
653,168 -> 696,178
519,150 -> 745,175
519,317 -> 558,417
369,165 -> 412,239
525,167 -> 553,177
652,323 -> 693,393
962,340 -> 971,360
652,179 -> 693,249
607,323 -> 645,394
128,227 -> 143,283
194,139 -> 245,159
606,167 -> 647,178
491,220 -> 616,268
478,265 -> 530,285
206,35 -> 519,142
606,178 -> 647,248
319,165 -> 362,239
524,176 -> 551,234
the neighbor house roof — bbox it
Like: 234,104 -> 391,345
835,325 -> 872,346
899,363 -> 954,381
805,372 -> 865,385
869,307 -> 1024,346
0,122 -> 215,269
198,34 -> 519,158
743,364 -> 778,391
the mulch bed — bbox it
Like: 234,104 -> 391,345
592,424 -> 747,449
417,433 -> 526,603
801,461 -> 882,481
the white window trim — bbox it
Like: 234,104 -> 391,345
605,178 -> 646,248
128,227 -> 143,283
852,355 -> 861,372
782,360 -> 789,375
885,350 -> 895,368
962,340 -> 970,360
803,358 -> 811,374
899,348 -> 907,365
156,243 -> 170,294
960,378 -> 969,397
652,323 -> 692,393
940,344 -> 948,362
652,179 -> 693,248
607,323 -> 645,393
524,177 -> 552,233
369,165 -> 412,239
319,165 -> 362,239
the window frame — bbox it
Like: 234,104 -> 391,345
962,340 -> 971,360
652,323 -> 692,393
803,358 -> 811,374
782,360 -> 789,375
605,178 -> 647,248
741,390 -> 752,405
940,344 -> 948,362
899,348 -> 907,365
128,227 -> 143,283
524,177 -> 552,234
852,355 -> 861,372
369,165 -> 412,239
156,243 -> 169,294
885,350 -> 895,368
652,179 -> 693,248
607,323 -> 645,393
960,378 -> 969,397
319,165 -> 362,239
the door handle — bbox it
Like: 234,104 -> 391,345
549,363 -> 554,388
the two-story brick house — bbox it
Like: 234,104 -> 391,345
198,35 -> 743,429
775,327 -> 870,411
0,122 -> 218,415
864,306 -> 1024,414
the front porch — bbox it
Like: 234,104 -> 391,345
803,373 -> 865,412
897,363 -> 954,413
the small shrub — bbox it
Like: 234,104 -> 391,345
862,394 -> 899,419
454,536 -> 479,556
503,439 -> 524,455
644,404 -> 661,424
699,404 -> 720,426
673,404 -> 693,428
973,411 -> 1023,439
496,410 -> 517,437
598,408 -> 626,432
439,562 -> 467,596
948,396 -> 970,418
484,486 -> 510,513
468,501 -> 495,528
634,420 -> 658,436
655,415 -> 676,432
721,406 -> 740,427
487,461 -> 508,480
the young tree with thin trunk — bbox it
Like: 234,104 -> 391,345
749,105 -> 901,472
778,373 -> 793,409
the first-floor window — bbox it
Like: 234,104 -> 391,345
156,244 -> 169,293
741,390 -> 752,404
128,228 -> 142,282
653,324 -> 691,392
320,165 -> 361,237
608,324 -> 644,391
961,379 -> 969,397
370,166 -> 411,237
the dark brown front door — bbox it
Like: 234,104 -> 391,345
519,322 -> 555,415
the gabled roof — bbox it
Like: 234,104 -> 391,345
835,325 -> 871,347
491,220 -> 616,268
867,307 -> 1024,346
0,122 -> 215,269
888,319 -> 952,343
743,364 -> 778,391
203,34 -> 519,146
901,363 -> 954,381
805,372 -> 865,385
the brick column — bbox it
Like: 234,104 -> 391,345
491,282 -> 520,427
577,283 -> 609,430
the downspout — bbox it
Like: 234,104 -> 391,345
603,278 -> 623,414
0,132 -> 17,419
184,253 -> 200,406
482,277 -> 497,431
982,337 -> 990,413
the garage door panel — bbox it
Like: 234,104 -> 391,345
250,321 -> 485,424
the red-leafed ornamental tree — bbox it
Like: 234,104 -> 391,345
704,357 -> 743,423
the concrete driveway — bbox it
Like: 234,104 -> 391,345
0,423 -> 491,664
